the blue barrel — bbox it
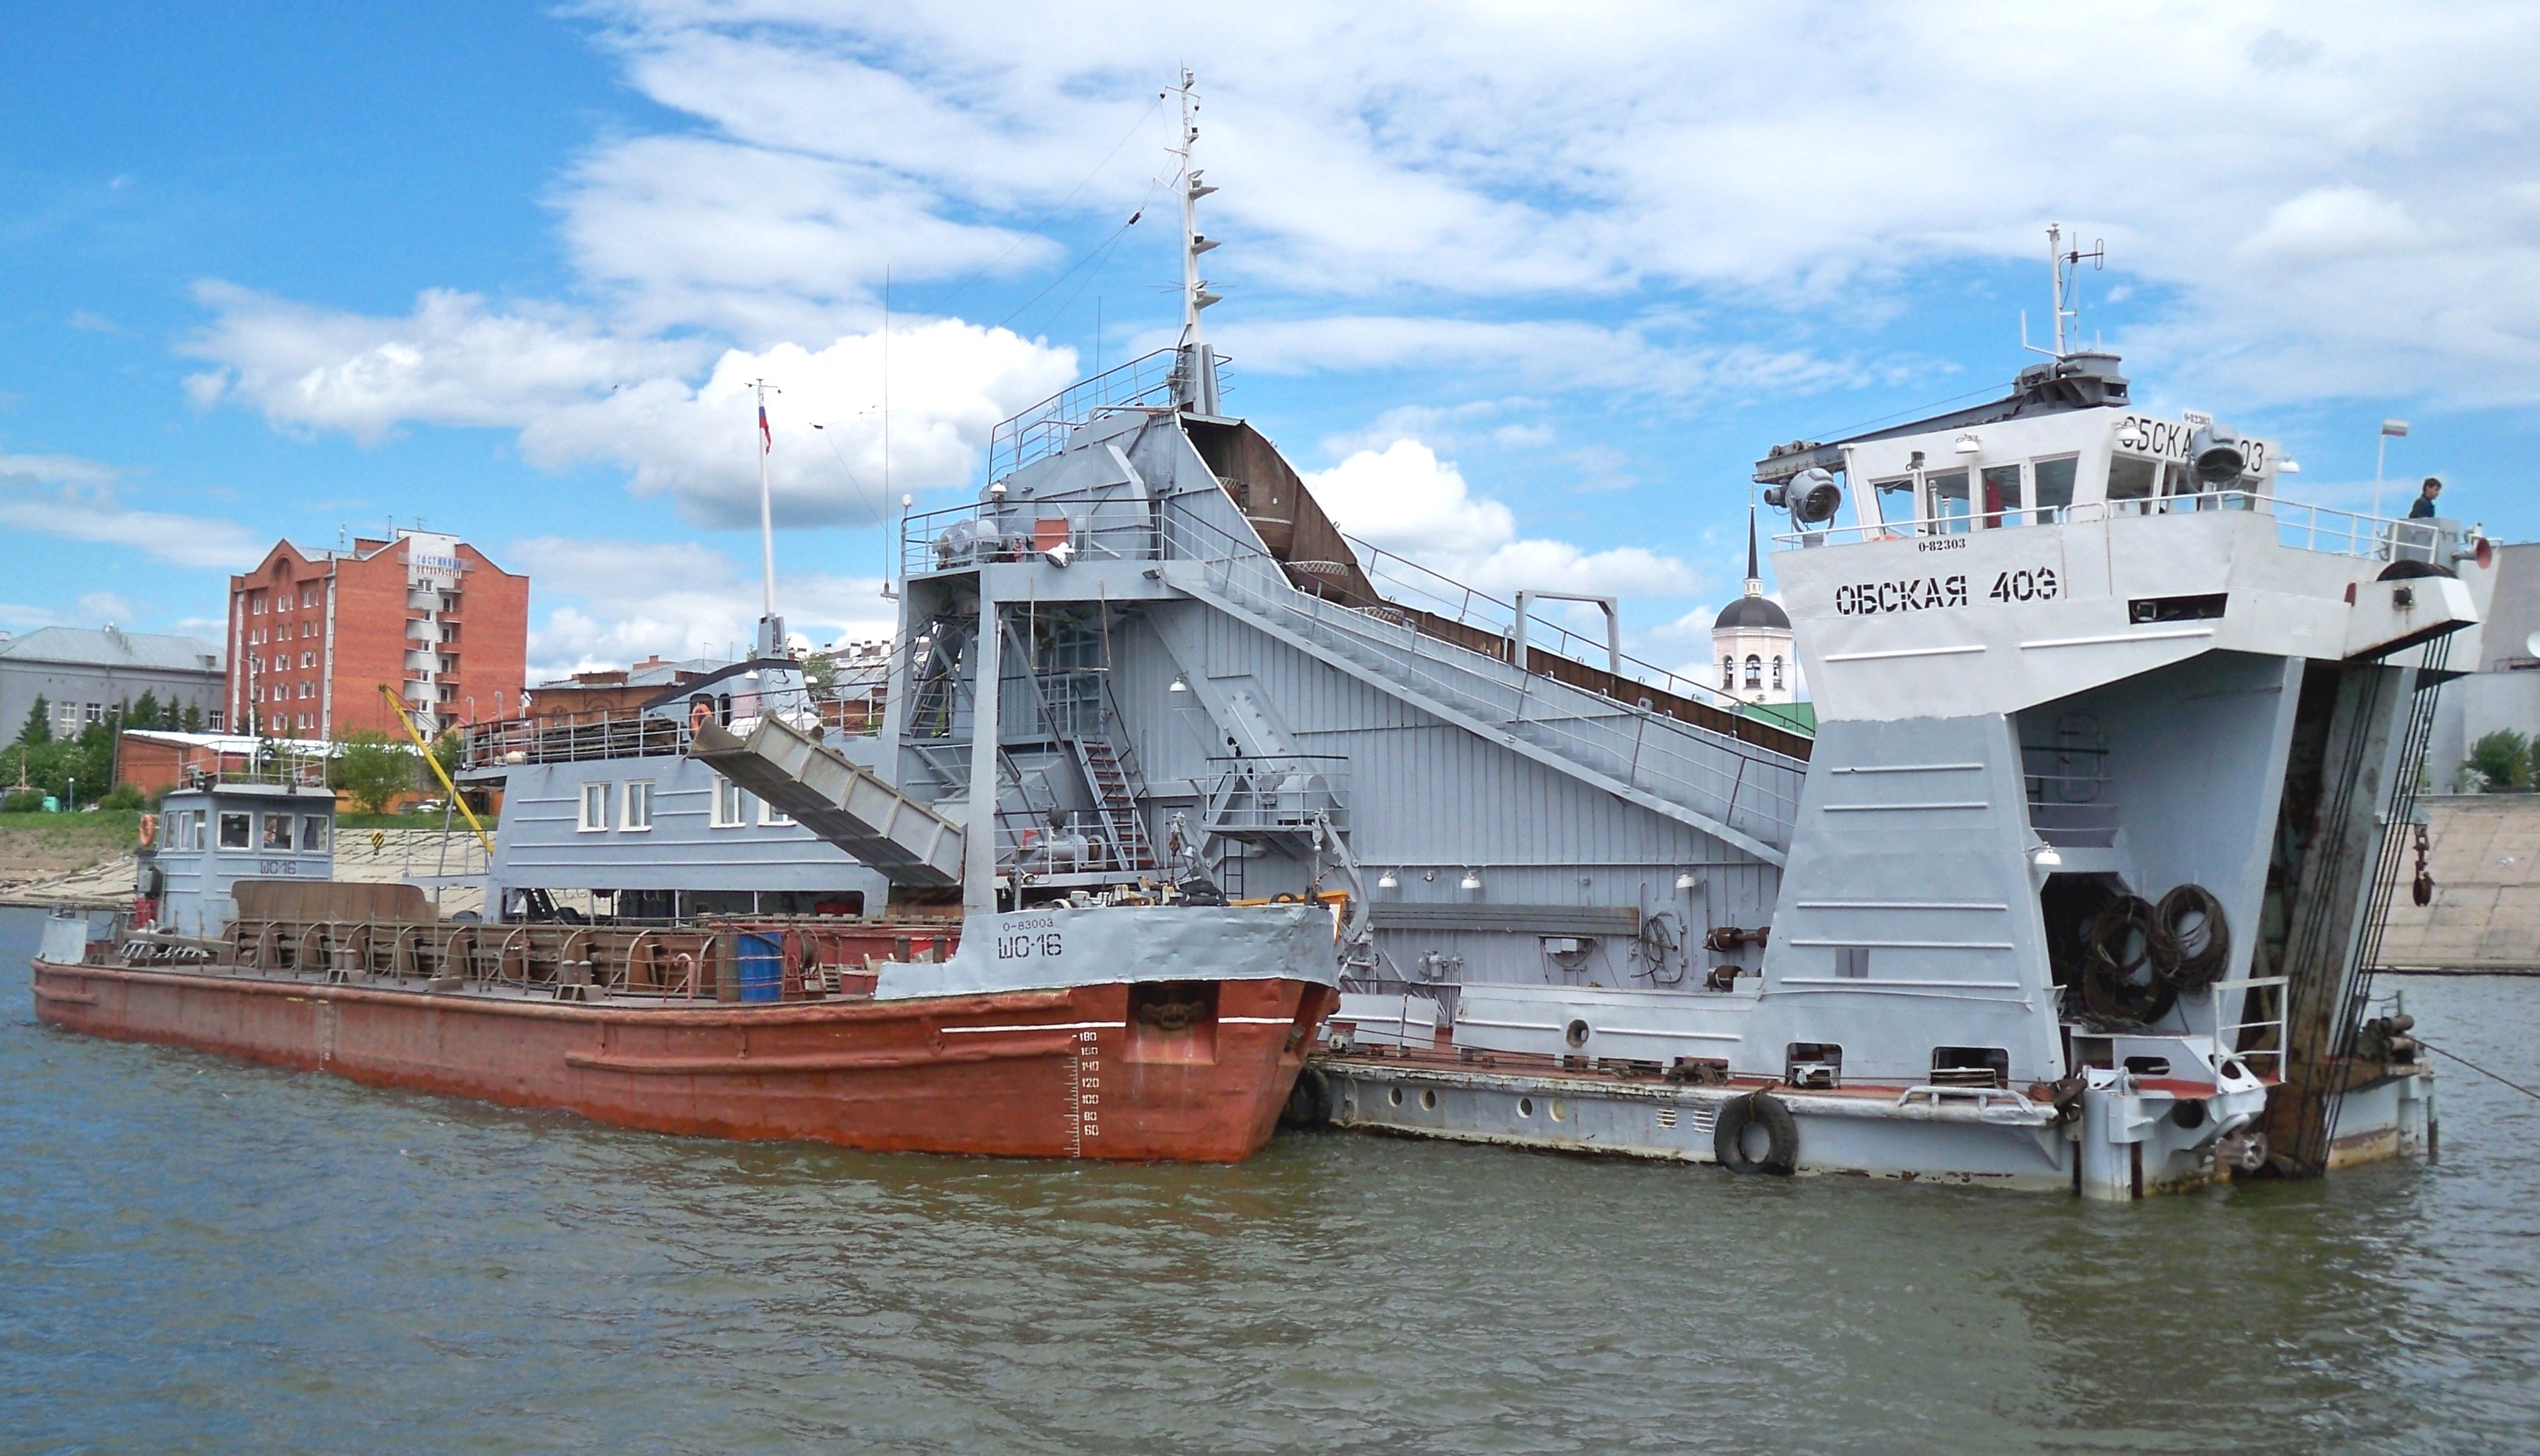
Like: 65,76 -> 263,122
736,933 -> 783,1003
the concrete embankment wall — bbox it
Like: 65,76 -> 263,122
0,828 -> 486,917
2379,795 -> 2540,973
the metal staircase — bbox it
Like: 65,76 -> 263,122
1072,737 -> 1157,871
1160,539 -> 1802,865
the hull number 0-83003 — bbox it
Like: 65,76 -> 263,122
1837,568 -> 2058,616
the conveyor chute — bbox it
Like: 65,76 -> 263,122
687,717 -> 966,888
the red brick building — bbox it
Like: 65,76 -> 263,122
226,530 -> 528,739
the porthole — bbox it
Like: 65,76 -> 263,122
1387,1086 -> 1403,1107
1419,1089 -> 1437,1111
1518,1096 -> 1535,1118
1550,1098 -> 1569,1122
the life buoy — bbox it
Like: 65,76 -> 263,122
1713,1090 -> 1799,1175
138,813 -> 157,846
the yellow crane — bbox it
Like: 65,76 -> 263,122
378,684 -> 497,856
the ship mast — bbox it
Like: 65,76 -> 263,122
752,377 -> 785,658
1168,67 -> 1222,415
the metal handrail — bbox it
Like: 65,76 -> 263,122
986,348 -> 1182,483
1157,505 -> 1803,840
1776,490 -> 2475,563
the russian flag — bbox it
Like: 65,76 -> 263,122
758,403 -> 772,453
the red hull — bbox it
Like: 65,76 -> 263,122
30,959 -> 1333,1163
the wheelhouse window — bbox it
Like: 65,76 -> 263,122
261,813 -> 294,850
1980,464 -> 2023,529
1925,470 -> 1971,534
579,781 -> 610,833
623,780 -> 654,832
219,812 -> 251,849
301,816 -> 329,852
712,777 -> 745,828
2032,456 -> 2078,524
758,797 -> 793,827
2107,456 -> 2159,515
1873,478 -> 1914,535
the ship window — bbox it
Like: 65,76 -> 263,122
219,812 -> 250,849
1744,655 -> 1763,690
711,777 -> 745,828
301,816 -> 329,852
2108,456 -> 2158,515
623,780 -> 654,832
579,781 -> 610,833
1873,478 -> 1914,533
1834,947 -> 1870,978
758,796 -> 793,827
261,813 -> 294,851
1925,470 -> 1970,534
1980,464 -> 2024,529
2032,456 -> 2078,524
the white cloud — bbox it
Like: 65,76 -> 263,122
508,536 -> 896,680
74,591 -> 136,623
1303,439 -> 1697,599
184,288 -> 1077,527
566,1 -> 2540,404
517,321 -> 1077,527
180,283 -> 704,444
0,454 -> 263,570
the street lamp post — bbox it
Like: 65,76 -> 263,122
2371,419 -> 2409,521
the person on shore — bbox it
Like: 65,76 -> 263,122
2409,476 -> 2444,519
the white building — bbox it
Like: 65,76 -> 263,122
1713,511 -> 1796,705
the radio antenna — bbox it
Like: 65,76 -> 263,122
2029,222 -> 2107,358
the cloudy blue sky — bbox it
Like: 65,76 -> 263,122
4,1 -> 2536,682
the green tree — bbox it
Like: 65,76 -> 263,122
2467,729 -> 2530,792
16,695 -> 50,745
803,651 -> 838,693
330,730 -> 418,814
181,703 -> 203,732
428,728 -> 464,788
131,689 -> 161,731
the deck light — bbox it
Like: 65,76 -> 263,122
1675,871 -> 1701,891
1460,869 -> 1484,892
2031,844 -> 2063,868
989,480 -> 1007,497
1377,870 -> 1399,890
1954,433 -> 1981,455
1168,673 -> 1189,692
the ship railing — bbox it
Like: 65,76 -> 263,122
462,712 -> 687,769
1155,505 -> 1804,844
2215,973 -> 2289,1078
1776,491 -> 2478,566
1339,535 -> 1760,716
902,497 -> 1165,577
986,348 -> 1185,483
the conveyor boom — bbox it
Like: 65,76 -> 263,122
687,717 -> 966,888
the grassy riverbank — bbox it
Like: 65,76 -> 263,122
0,810 -> 143,885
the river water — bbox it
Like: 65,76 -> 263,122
4,905 -> 2535,1455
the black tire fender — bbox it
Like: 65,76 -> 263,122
1281,1064 -> 1333,1130
1713,1091 -> 1799,1175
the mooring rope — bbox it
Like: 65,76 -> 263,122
2415,1040 -> 2540,1102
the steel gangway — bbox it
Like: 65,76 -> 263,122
1072,737 -> 1159,871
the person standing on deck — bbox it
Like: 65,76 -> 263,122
2409,476 -> 2444,519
